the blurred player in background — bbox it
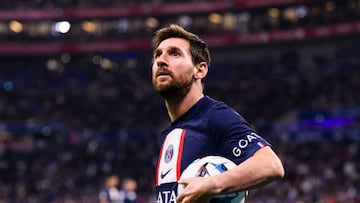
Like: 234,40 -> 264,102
99,176 -> 140,203
99,175 -> 122,203
120,178 -> 139,203
151,24 -> 285,203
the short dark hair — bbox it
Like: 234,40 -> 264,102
152,24 -> 210,67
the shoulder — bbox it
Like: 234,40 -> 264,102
203,97 -> 251,134
205,97 -> 247,124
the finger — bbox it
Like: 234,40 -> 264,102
178,177 -> 187,183
178,177 -> 192,184
177,194 -> 184,203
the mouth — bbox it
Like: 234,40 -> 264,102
156,71 -> 172,78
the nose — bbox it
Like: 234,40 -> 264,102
157,61 -> 168,69
155,55 -> 168,69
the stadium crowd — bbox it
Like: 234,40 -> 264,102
1,0 -> 236,9
1,0 -> 360,44
0,35 -> 359,202
0,0 -> 359,202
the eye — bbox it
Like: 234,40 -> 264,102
153,49 -> 162,59
153,52 -> 160,59
169,50 -> 180,57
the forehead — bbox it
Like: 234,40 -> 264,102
156,37 -> 190,51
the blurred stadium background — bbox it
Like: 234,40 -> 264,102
0,0 -> 360,202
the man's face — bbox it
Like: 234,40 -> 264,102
152,37 -> 195,100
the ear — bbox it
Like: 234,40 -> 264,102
194,62 -> 208,80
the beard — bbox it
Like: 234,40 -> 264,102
153,74 -> 194,103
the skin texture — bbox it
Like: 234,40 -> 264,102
152,37 -> 285,203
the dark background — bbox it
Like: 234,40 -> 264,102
0,0 -> 359,202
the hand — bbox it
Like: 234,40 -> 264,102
177,176 -> 215,203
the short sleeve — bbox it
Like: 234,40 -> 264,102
207,104 -> 271,164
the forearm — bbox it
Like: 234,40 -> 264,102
210,146 -> 285,195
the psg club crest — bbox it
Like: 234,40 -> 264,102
164,144 -> 174,163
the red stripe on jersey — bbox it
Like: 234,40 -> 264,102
155,136 -> 168,187
257,141 -> 265,148
176,129 -> 186,180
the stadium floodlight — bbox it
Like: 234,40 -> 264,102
82,21 -> 97,33
296,6 -> 308,18
117,19 -> 129,33
51,21 -> 71,34
146,17 -> 158,28
177,15 -> 192,28
9,20 -> 23,33
208,13 -> 223,24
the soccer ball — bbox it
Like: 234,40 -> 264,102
178,156 -> 247,203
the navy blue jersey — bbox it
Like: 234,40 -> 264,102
155,96 -> 270,203
99,187 -> 122,203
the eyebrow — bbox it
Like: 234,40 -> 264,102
153,46 -> 182,56
153,48 -> 162,57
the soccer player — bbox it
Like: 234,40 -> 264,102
99,175 -> 122,203
152,24 -> 285,203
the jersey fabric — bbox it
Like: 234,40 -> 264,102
155,96 -> 270,203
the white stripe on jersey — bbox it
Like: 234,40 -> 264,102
156,128 -> 185,186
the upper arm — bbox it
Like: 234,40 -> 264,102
251,146 -> 285,178
208,105 -> 271,163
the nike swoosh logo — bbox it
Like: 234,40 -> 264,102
161,168 -> 172,179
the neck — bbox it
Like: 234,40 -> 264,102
164,90 -> 204,122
